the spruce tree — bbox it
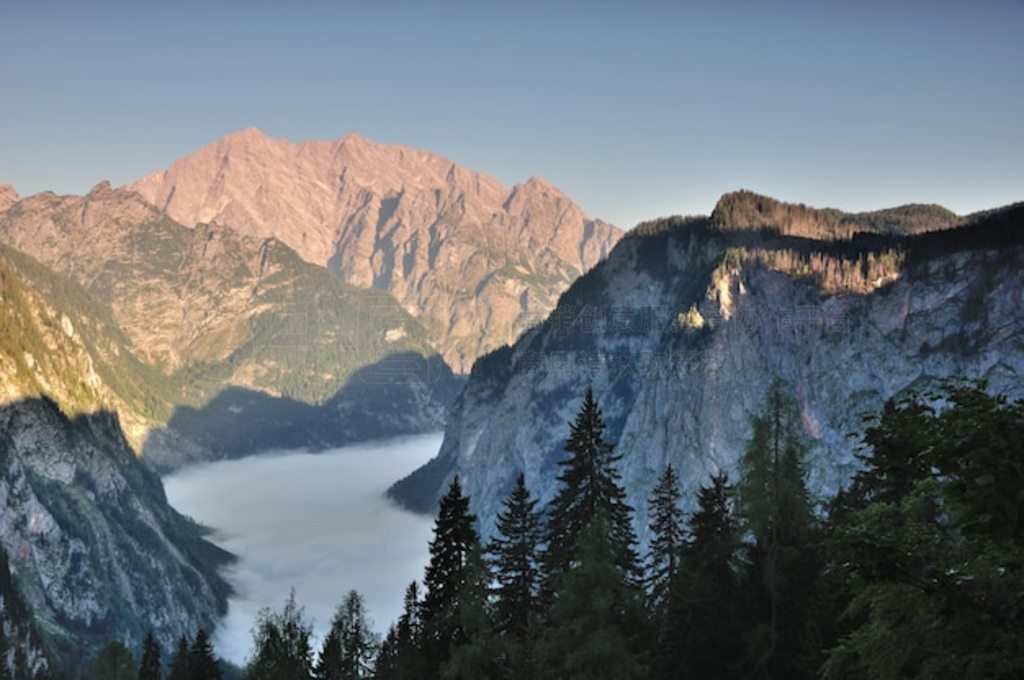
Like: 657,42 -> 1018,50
317,590 -> 379,680
645,464 -> 684,612
375,582 -> 426,680
167,636 -> 191,680
440,544 -> 504,680
488,472 -> 542,639
536,515 -> 648,680
542,388 -> 639,599
420,476 -> 480,677
734,380 -> 818,679
138,630 -> 162,680
189,629 -> 222,680
659,472 -> 740,680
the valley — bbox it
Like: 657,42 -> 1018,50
162,433 -> 442,666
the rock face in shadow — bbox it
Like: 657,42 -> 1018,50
143,352 -> 464,472
0,397 -> 231,674
391,198 -> 1024,543
127,128 -> 622,371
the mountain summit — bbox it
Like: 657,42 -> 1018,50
128,129 -> 622,371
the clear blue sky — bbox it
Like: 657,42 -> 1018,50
1,0 -> 1021,228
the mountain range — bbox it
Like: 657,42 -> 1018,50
2,131 -> 1022,671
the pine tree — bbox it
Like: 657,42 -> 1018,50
245,591 -> 314,679
420,476 -> 480,677
93,641 -> 137,680
542,388 -> 639,599
659,472 -> 740,680
645,464 -> 684,612
138,630 -> 162,680
488,472 -> 541,639
734,380 -> 818,679
189,629 -> 222,680
167,636 -> 191,680
536,515 -> 648,680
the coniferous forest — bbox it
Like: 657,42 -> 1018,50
88,380 -> 1024,680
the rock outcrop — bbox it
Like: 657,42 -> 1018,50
127,129 -> 622,371
0,397 -> 232,673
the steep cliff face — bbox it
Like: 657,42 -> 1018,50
127,129 -> 622,371
0,185 -> 460,463
390,199 -> 1024,542
0,397 -> 231,673
0,544 -> 49,678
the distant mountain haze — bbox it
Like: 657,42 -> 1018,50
127,128 -> 623,372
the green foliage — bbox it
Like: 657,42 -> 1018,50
536,515 -> 649,680
487,473 -> 542,640
824,383 -> 1024,679
734,380 -> 820,679
373,583 -> 425,680
188,630 -> 222,680
440,545 -> 505,680
315,590 -> 380,680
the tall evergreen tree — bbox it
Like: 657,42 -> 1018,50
189,629 -> 222,680
659,472 -> 740,680
420,476 -> 480,677
543,388 -> 639,598
536,514 -> 648,680
166,636 -> 191,680
137,630 -> 162,680
734,380 -> 819,679
824,384 -> 1024,679
645,464 -> 684,612
488,472 -> 542,639
316,590 -> 379,680
245,591 -> 314,680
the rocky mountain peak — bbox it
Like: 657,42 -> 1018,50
126,130 -> 622,371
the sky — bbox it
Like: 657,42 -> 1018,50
163,433 -> 442,665
1,0 -> 1022,229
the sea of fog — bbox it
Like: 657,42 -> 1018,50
163,433 -> 442,666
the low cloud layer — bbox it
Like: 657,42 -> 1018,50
164,433 -> 442,665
